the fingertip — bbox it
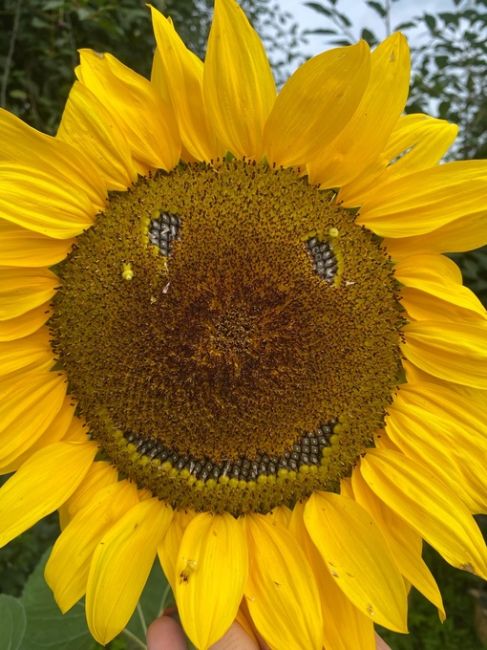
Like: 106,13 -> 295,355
375,633 -> 392,650
209,621 -> 261,650
147,615 -> 187,650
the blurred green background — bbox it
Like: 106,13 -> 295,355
0,0 -> 486,648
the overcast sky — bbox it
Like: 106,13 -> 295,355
278,0 -> 453,54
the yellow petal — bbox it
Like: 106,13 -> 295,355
357,161 -> 487,237
46,480 -> 139,612
381,114 -> 457,178
350,466 -> 445,619
157,509 -> 195,592
0,268 -> 58,321
0,328 -> 53,377
60,459 -> 120,528
0,164 -> 96,239
245,514 -> 323,650
0,369 -> 66,465
386,389 -> 487,512
204,0 -> 276,159
304,492 -> 408,632
398,381 -> 487,442
289,502 -> 376,650
402,320 -> 487,388
308,33 -> 409,188
361,449 -> 487,578
0,220 -> 73,268
339,114 -> 457,206
0,398 -> 75,475
0,108 -> 106,208
150,7 -> 218,161
175,513 -> 248,649
385,210 -> 487,256
0,303 -> 50,342
396,254 -> 486,321
86,497 -> 173,645
77,50 -> 180,172
386,408 -> 487,513
263,40 -> 370,168
235,601 -> 260,645
0,441 -> 97,547
58,81 -> 137,190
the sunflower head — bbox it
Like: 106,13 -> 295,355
0,1 -> 486,649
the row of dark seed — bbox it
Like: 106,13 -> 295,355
148,212 -> 181,256
306,237 -> 338,281
124,419 -> 337,482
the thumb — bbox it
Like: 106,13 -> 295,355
147,615 -> 186,650
210,622 -> 261,650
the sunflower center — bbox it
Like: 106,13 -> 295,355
50,161 -> 402,515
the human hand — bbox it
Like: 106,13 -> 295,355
147,614 -> 392,649
147,617 -> 263,649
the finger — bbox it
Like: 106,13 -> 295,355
210,621 -> 261,650
147,615 -> 187,650
375,633 -> 392,650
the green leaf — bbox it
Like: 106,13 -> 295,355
366,1 -> 387,18
394,20 -> 416,30
21,549 -> 97,650
424,13 -> 437,31
304,2 -> 333,18
0,595 -> 26,650
360,28 -> 378,46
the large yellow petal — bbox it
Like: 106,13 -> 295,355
0,108 -> 106,208
263,40 -> 370,168
58,81 -> 137,190
350,467 -> 445,619
308,33 -> 409,188
0,328 -> 53,377
59,460 -> 120,528
86,497 -> 173,645
386,407 -> 487,513
0,164 -> 97,239
361,449 -> 487,578
204,0 -> 276,159
385,210 -> 487,256
0,369 -> 66,465
304,492 -> 408,632
339,114 -> 457,206
289,502 -> 376,650
402,320 -> 487,388
77,50 -> 180,172
397,381 -> 487,441
357,161 -> 487,237
0,220 -> 73,267
0,268 -> 58,320
175,513 -> 248,649
0,441 -> 97,547
150,7 -> 219,161
46,480 -> 139,612
386,387 -> 487,512
0,303 -> 50,342
245,514 -> 323,650
396,254 -> 486,321
157,509 -> 195,592
0,397 -> 75,475
380,114 -> 457,179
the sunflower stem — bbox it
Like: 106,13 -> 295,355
158,582 -> 173,617
121,626 -> 147,649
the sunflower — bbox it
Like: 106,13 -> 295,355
1,1 -> 486,648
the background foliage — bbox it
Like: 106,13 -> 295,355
0,0 -> 486,648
